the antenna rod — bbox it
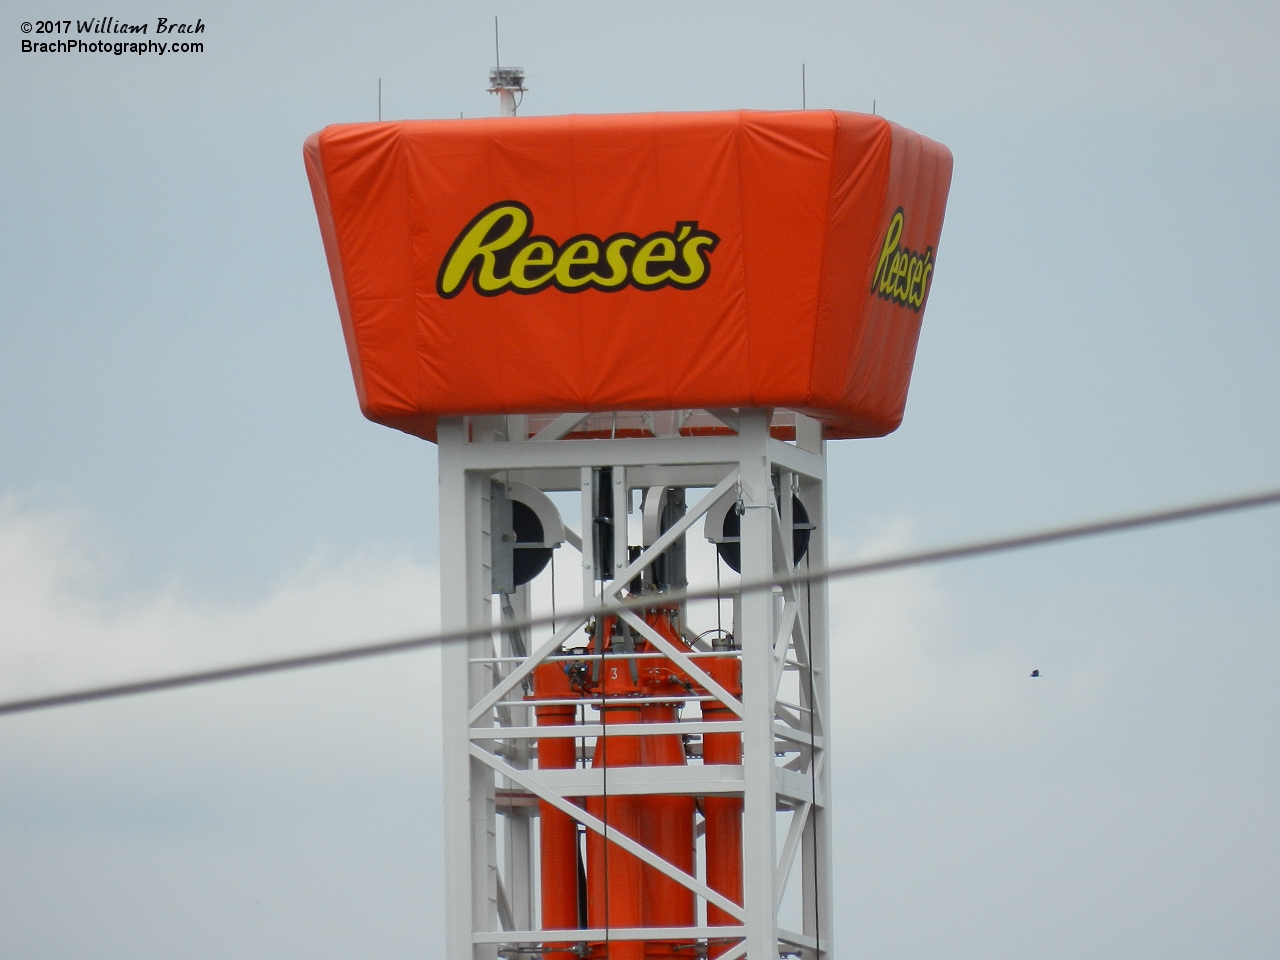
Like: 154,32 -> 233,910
378,77 -> 381,121
802,63 -> 806,109
487,18 -> 525,119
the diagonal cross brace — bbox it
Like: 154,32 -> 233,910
771,505 -> 810,651
612,607 -> 743,718
775,800 -> 812,911
469,614 -> 590,725
531,412 -> 591,442
772,598 -> 799,703
471,745 -> 747,923
602,471 -> 740,601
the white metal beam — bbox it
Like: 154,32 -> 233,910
737,410 -> 779,960
468,720 -> 743,740
505,463 -> 735,493
530,412 -> 591,442
766,437 -> 825,481
522,764 -> 745,797
445,434 -> 747,471
472,925 -> 746,944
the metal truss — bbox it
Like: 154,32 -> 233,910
438,410 -> 833,960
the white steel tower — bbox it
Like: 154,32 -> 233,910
439,410 -> 832,960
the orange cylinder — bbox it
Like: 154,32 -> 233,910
533,661 -> 581,960
587,621 -> 645,960
639,701 -> 696,959
638,611 -> 696,960
700,646 -> 743,957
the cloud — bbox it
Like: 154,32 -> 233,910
0,494 -> 448,959
826,520 -> 1118,760
0,492 -> 441,703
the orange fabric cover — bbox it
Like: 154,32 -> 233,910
304,110 -> 952,442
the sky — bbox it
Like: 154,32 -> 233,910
2,1 -> 1279,958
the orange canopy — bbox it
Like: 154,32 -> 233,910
304,110 -> 952,441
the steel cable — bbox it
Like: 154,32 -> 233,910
1,485 -> 1277,719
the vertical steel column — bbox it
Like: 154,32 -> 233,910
612,466 -> 628,582
504,580 -> 535,932
737,411 -> 778,959
581,468 -> 596,603
440,417 -> 499,960
501,414 -> 535,927
799,462 -> 833,960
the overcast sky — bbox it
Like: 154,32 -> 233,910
2,2 -> 1278,958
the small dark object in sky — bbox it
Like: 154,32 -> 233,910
1030,669 -> 1040,677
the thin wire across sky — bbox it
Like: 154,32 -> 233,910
1,485 -> 1277,719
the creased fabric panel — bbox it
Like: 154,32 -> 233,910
303,110 -> 952,442
303,133 -> 365,409
737,111 -> 834,407
828,123 -> 953,438
317,123 -> 419,423
809,114 -> 894,425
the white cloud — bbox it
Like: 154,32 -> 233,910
825,521 -> 1118,759
0,492 -> 440,703
0,495 -> 448,959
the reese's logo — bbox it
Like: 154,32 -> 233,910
437,201 -> 720,299
871,208 -> 934,312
